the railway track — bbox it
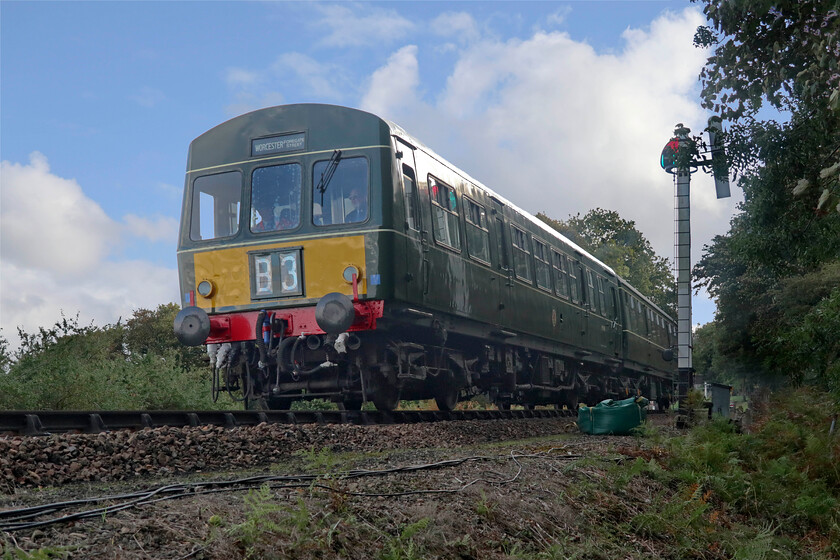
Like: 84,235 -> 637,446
0,407 -> 582,436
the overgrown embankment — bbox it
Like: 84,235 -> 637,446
2,388 -> 838,559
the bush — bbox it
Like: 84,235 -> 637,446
0,306 -> 230,410
655,387 -> 840,556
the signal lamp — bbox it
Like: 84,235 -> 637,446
660,138 -> 680,173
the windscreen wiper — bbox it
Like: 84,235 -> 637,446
316,149 -> 342,207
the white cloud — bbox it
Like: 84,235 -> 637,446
225,53 -> 348,115
0,259 -> 177,348
123,214 -> 179,243
546,7 -> 572,27
225,67 -> 261,88
431,12 -> 480,43
271,53 -> 342,99
0,153 -> 179,348
360,45 -> 420,119
1,152 -> 118,275
313,4 -> 414,47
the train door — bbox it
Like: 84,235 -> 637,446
491,199 -> 511,326
393,137 -> 427,304
608,284 -> 622,357
576,260 -> 590,347
618,288 -> 631,358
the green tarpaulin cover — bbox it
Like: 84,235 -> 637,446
577,396 -> 649,435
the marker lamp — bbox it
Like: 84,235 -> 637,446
343,265 -> 360,283
197,280 -> 215,298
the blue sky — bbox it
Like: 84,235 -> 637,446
1,1 -> 738,346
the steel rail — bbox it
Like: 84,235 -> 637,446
0,408 -> 585,436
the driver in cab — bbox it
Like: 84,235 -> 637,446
344,188 -> 367,223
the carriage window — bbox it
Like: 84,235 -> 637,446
313,157 -> 369,226
429,176 -> 461,250
586,270 -> 600,314
630,295 -> 640,331
403,164 -> 418,231
511,226 -> 532,281
251,163 -> 301,233
190,171 -> 241,241
551,250 -> 569,298
533,239 -> 551,291
635,298 -> 643,332
568,259 -> 579,303
598,277 -> 608,317
464,197 -> 490,263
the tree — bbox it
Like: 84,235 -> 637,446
124,303 -> 206,371
693,0 -> 840,212
537,209 -> 676,316
692,0 -> 840,390
0,332 -> 12,374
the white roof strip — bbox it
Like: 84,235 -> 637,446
387,121 -> 616,276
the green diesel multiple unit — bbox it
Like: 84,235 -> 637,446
174,104 -> 676,411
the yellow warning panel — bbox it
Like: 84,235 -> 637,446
191,235 -> 366,309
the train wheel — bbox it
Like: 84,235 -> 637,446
338,399 -> 363,411
497,401 -> 511,411
371,385 -> 400,412
434,372 -> 459,412
563,390 -> 579,411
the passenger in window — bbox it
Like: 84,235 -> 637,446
345,188 -> 367,223
277,208 -> 293,229
252,198 -> 279,232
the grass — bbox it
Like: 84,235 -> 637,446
379,518 -> 431,560
196,396 -> 840,558
6,387 -> 838,559
1,549 -> 74,560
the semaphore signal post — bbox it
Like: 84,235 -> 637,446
661,118 -> 731,406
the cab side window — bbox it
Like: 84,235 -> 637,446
190,171 -> 242,241
313,157 -> 369,226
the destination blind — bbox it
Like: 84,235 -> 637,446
251,132 -> 306,157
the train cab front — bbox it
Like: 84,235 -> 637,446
173,199 -> 387,408
173,104 -> 395,409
